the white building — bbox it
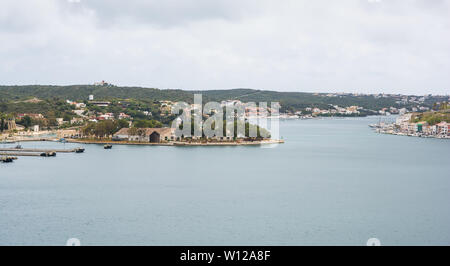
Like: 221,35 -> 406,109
437,122 -> 448,135
71,118 -> 84,124
89,95 -> 94,101
399,108 -> 408,115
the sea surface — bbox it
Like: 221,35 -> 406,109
1,116 -> 450,246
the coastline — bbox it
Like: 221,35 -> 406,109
1,133 -> 285,146
66,138 -> 285,146
375,129 -> 450,139
370,113 -> 450,139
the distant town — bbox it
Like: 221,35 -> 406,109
372,110 -> 450,139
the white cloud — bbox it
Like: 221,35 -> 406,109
0,0 -> 449,94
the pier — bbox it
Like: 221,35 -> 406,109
0,152 -> 44,157
0,147 -> 84,160
0,148 -> 84,153
1,151 -> 57,157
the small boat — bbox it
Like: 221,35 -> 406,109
104,144 -> 112,149
59,138 -> 68,143
1,156 -> 14,163
40,151 -> 56,157
75,148 -> 85,153
15,144 -> 23,149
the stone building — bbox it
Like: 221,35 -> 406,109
113,128 -> 176,143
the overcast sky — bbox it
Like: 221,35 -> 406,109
0,0 -> 449,94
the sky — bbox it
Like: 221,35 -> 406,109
0,0 -> 449,95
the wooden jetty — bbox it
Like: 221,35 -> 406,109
1,151 -> 57,157
0,147 -> 84,153
1,152 -> 42,157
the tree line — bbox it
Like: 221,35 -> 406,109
81,119 -> 162,138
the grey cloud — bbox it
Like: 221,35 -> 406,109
0,0 -> 58,33
0,0 -> 449,94
63,0 -> 267,28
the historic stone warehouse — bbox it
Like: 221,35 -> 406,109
113,128 -> 176,143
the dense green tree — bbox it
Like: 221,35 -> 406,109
21,116 -> 32,129
116,119 -> 129,129
81,119 -> 130,138
63,114 -> 72,121
134,119 -> 162,128
0,113 -> 5,132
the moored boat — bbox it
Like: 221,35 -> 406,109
40,151 -> 56,157
1,156 -> 14,163
75,148 -> 85,153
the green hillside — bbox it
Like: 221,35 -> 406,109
0,85 -> 436,113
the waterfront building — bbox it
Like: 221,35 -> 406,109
416,121 -> 428,133
113,128 -> 176,143
432,125 -> 438,134
312,108 -> 321,113
407,123 -> 416,134
437,122 -> 449,135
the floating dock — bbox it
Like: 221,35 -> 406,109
0,152 -> 43,157
0,148 -> 84,153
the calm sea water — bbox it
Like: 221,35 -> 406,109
1,116 -> 450,246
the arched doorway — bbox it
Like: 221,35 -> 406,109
149,131 -> 160,143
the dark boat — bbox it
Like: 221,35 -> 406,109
75,148 -> 85,153
40,151 -> 56,157
104,144 -> 112,149
1,156 -> 14,163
